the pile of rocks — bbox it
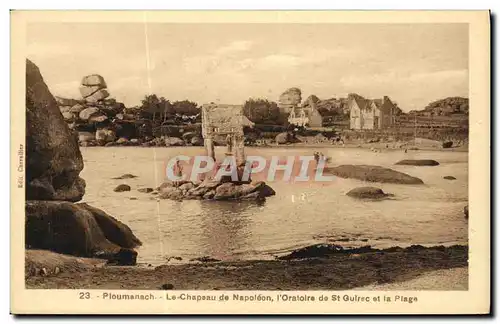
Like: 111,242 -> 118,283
79,74 -> 110,103
55,74 -> 205,148
155,178 -> 276,202
25,59 -> 141,268
57,75 -> 128,146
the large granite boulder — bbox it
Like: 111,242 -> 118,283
159,186 -> 184,201
324,165 -> 424,185
25,201 -> 141,263
25,60 -> 141,264
55,96 -> 80,107
62,111 -> 76,122
85,89 -> 110,103
164,136 -> 185,146
304,94 -> 320,106
26,59 -> 86,202
69,103 -> 86,114
88,114 -> 108,124
59,106 -> 71,114
79,107 -> 100,121
79,85 -> 103,98
275,132 -> 290,144
191,136 -> 203,146
81,74 -> 107,88
78,131 -> 95,142
279,87 -> 302,106
95,128 -> 116,143
346,187 -> 392,199
215,182 -> 276,201
76,203 -> 142,249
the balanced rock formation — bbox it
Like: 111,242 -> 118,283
324,165 -> 424,184
79,74 -> 110,103
25,59 -> 141,265
54,74 -> 128,147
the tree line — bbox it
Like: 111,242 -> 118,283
139,95 -> 287,125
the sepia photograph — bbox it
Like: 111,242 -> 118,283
10,10 -> 490,314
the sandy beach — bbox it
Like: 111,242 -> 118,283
26,245 -> 468,290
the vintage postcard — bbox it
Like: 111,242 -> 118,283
10,10 -> 490,315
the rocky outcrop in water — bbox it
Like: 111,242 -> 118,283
25,59 -> 141,265
114,184 -> 131,192
395,159 -> 440,166
112,174 -> 138,180
346,187 -> 393,199
442,141 -> 453,149
156,178 -> 276,202
278,243 -> 468,260
324,165 -> 424,184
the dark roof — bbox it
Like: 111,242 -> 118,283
372,99 -> 382,108
350,96 -> 390,111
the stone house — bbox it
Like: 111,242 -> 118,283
349,94 -> 396,130
281,91 -> 323,128
287,105 -> 323,127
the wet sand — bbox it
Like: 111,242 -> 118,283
353,267 -> 468,290
26,245 -> 468,290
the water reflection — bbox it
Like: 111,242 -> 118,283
80,147 -> 469,263
197,200 -> 263,260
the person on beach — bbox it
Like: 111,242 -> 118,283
173,157 -> 183,181
226,134 -> 233,154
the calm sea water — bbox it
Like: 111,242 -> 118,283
79,146 -> 468,265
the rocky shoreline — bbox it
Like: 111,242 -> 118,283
26,244 -> 468,290
24,58 -> 469,291
53,74 -> 467,151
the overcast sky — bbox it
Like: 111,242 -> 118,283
27,23 -> 468,111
